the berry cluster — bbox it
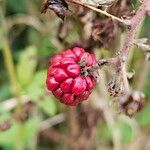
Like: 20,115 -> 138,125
46,47 -> 97,106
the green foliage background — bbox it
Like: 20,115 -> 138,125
0,0 -> 150,150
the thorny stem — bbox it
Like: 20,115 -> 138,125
98,0 -> 149,93
119,0 -> 150,61
66,0 -> 128,25
117,0 -> 150,93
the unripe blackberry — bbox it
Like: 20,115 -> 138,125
46,47 -> 97,106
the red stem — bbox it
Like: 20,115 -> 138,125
119,0 -> 150,61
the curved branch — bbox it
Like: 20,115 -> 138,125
7,15 -> 45,34
66,0 -> 128,25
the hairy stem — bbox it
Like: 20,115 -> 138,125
119,0 -> 150,60
116,0 -> 150,93
97,0 -> 150,94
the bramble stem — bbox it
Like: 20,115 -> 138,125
117,0 -> 150,92
119,0 -> 150,61
88,0 -> 150,94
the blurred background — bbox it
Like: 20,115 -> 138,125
0,0 -> 150,150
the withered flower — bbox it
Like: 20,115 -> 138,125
108,71 -> 125,97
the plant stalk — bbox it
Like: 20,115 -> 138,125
0,7 -> 24,150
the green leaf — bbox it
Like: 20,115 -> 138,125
0,112 -> 11,122
38,36 -> 57,57
99,48 -> 111,58
98,121 -> 132,143
0,117 -> 40,147
38,96 -> 57,116
0,122 -> 18,145
0,83 -> 11,102
98,123 -> 112,141
137,102 -> 150,126
6,0 -> 28,13
119,122 -> 132,143
17,46 -> 37,87
23,117 -> 40,141
26,70 -> 46,101
26,70 -> 57,116
144,76 -> 150,98
0,28 -> 2,50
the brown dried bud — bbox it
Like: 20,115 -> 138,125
13,101 -> 35,122
0,120 -> 12,132
41,0 -> 68,20
126,101 -> 140,117
108,72 -> 125,97
120,91 -> 145,117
